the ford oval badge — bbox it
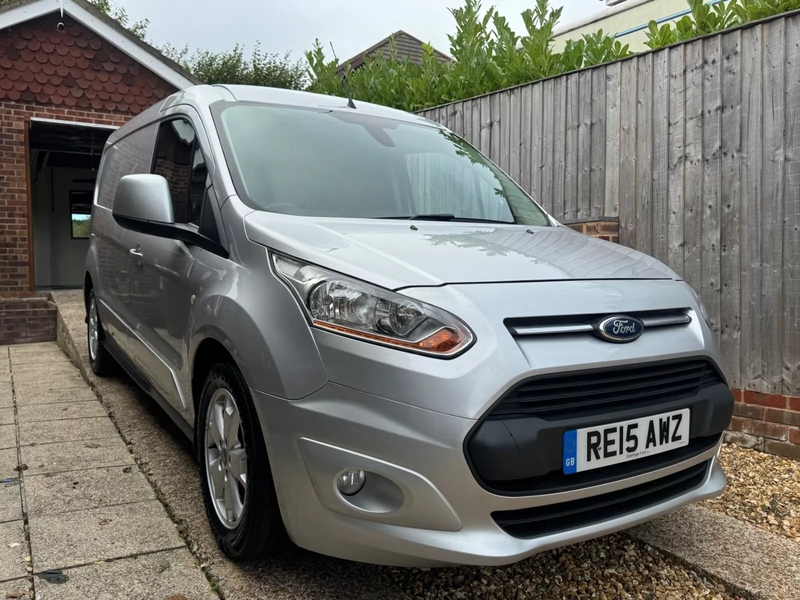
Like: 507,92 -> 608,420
596,315 -> 645,343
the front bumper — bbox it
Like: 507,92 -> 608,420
252,381 -> 726,567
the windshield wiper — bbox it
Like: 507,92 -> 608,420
378,214 -> 515,224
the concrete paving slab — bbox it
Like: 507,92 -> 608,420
9,350 -> 70,364
0,373 -> 10,384
10,342 -> 58,353
13,375 -> 89,394
0,425 -> 16,450
11,365 -> 80,381
0,579 -> 29,599
16,402 -> 106,423
10,352 -> 71,366
34,548 -> 217,600
14,387 -> 96,406
0,483 -> 22,524
0,409 -> 13,426
633,504 -> 800,600
9,350 -> 71,365
0,520 -> 27,582
0,448 -> 18,478
18,417 -> 119,446
22,438 -> 134,475
26,466 -> 154,517
0,384 -> 11,409
29,500 -> 185,571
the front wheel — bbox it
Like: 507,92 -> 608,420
87,290 -> 114,376
198,362 -> 284,561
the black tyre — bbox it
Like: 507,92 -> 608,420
197,362 -> 284,561
87,290 -> 114,376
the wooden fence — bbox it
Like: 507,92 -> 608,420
419,12 -> 800,397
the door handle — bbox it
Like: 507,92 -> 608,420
129,248 -> 143,259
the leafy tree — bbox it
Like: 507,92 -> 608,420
307,0 -> 631,111
645,0 -> 800,49
161,43 -> 306,89
87,0 -> 149,39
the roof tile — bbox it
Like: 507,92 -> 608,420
0,12 -> 176,115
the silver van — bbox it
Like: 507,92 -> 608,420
84,85 -> 734,566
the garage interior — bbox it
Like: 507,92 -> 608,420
29,119 -> 114,289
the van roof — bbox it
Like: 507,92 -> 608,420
107,84 -> 437,147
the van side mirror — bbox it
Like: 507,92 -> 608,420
113,174 -> 175,225
112,174 -> 228,258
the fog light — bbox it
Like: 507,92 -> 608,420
336,469 -> 366,496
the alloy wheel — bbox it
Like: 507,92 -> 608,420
205,388 -> 248,529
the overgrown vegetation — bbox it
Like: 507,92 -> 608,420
306,0 -> 631,112
161,43 -> 306,89
645,0 -> 800,48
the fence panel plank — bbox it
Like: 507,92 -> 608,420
740,24 -> 763,391
564,74 -> 580,221
683,40 -> 704,292
590,66 -> 606,218
636,53 -> 654,255
480,95 -> 491,156
761,19 -> 785,395
702,35 -> 722,340
553,77 -> 568,220
668,45 -> 686,277
578,70 -> 593,219
604,62 -> 621,217
651,51 -> 669,263
490,93 -> 502,164
470,98 -> 481,147
720,30 -> 742,389
619,59 -> 638,246
541,79 -> 556,215
509,87 -> 521,183
784,16 -> 800,396
499,91 -> 511,173
530,83 -> 543,202
519,85 -> 532,193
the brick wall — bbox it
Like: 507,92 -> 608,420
0,296 -> 56,345
564,218 -> 620,243
0,101 -> 130,297
726,389 -> 800,460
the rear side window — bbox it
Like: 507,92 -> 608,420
152,119 -> 207,227
96,125 -> 156,209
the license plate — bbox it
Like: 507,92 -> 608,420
562,408 -> 690,474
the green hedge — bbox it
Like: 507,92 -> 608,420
305,0 -> 631,112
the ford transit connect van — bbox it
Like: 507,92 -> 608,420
84,85 -> 734,566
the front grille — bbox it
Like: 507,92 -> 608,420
490,359 -> 722,420
492,461 -> 709,539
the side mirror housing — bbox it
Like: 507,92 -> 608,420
113,174 -> 175,226
112,174 -> 228,258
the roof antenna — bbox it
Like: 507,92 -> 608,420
329,42 -> 356,109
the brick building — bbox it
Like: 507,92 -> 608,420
0,0 -> 194,298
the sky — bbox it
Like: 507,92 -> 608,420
122,0 -> 606,63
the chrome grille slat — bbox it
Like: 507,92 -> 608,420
506,308 -> 692,337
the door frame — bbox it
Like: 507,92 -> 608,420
26,118 -> 118,292
24,119 -> 34,294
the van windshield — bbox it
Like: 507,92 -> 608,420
215,103 -> 551,226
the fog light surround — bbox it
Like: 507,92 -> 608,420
336,469 -> 366,496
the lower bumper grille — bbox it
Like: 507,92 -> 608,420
493,461 -> 709,539
466,358 -> 733,496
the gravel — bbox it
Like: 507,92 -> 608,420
386,534 -> 743,600
705,443 -> 800,541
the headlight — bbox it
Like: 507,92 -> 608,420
685,282 -> 712,329
271,253 -> 474,357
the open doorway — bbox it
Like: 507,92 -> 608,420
29,119 -> 115,289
